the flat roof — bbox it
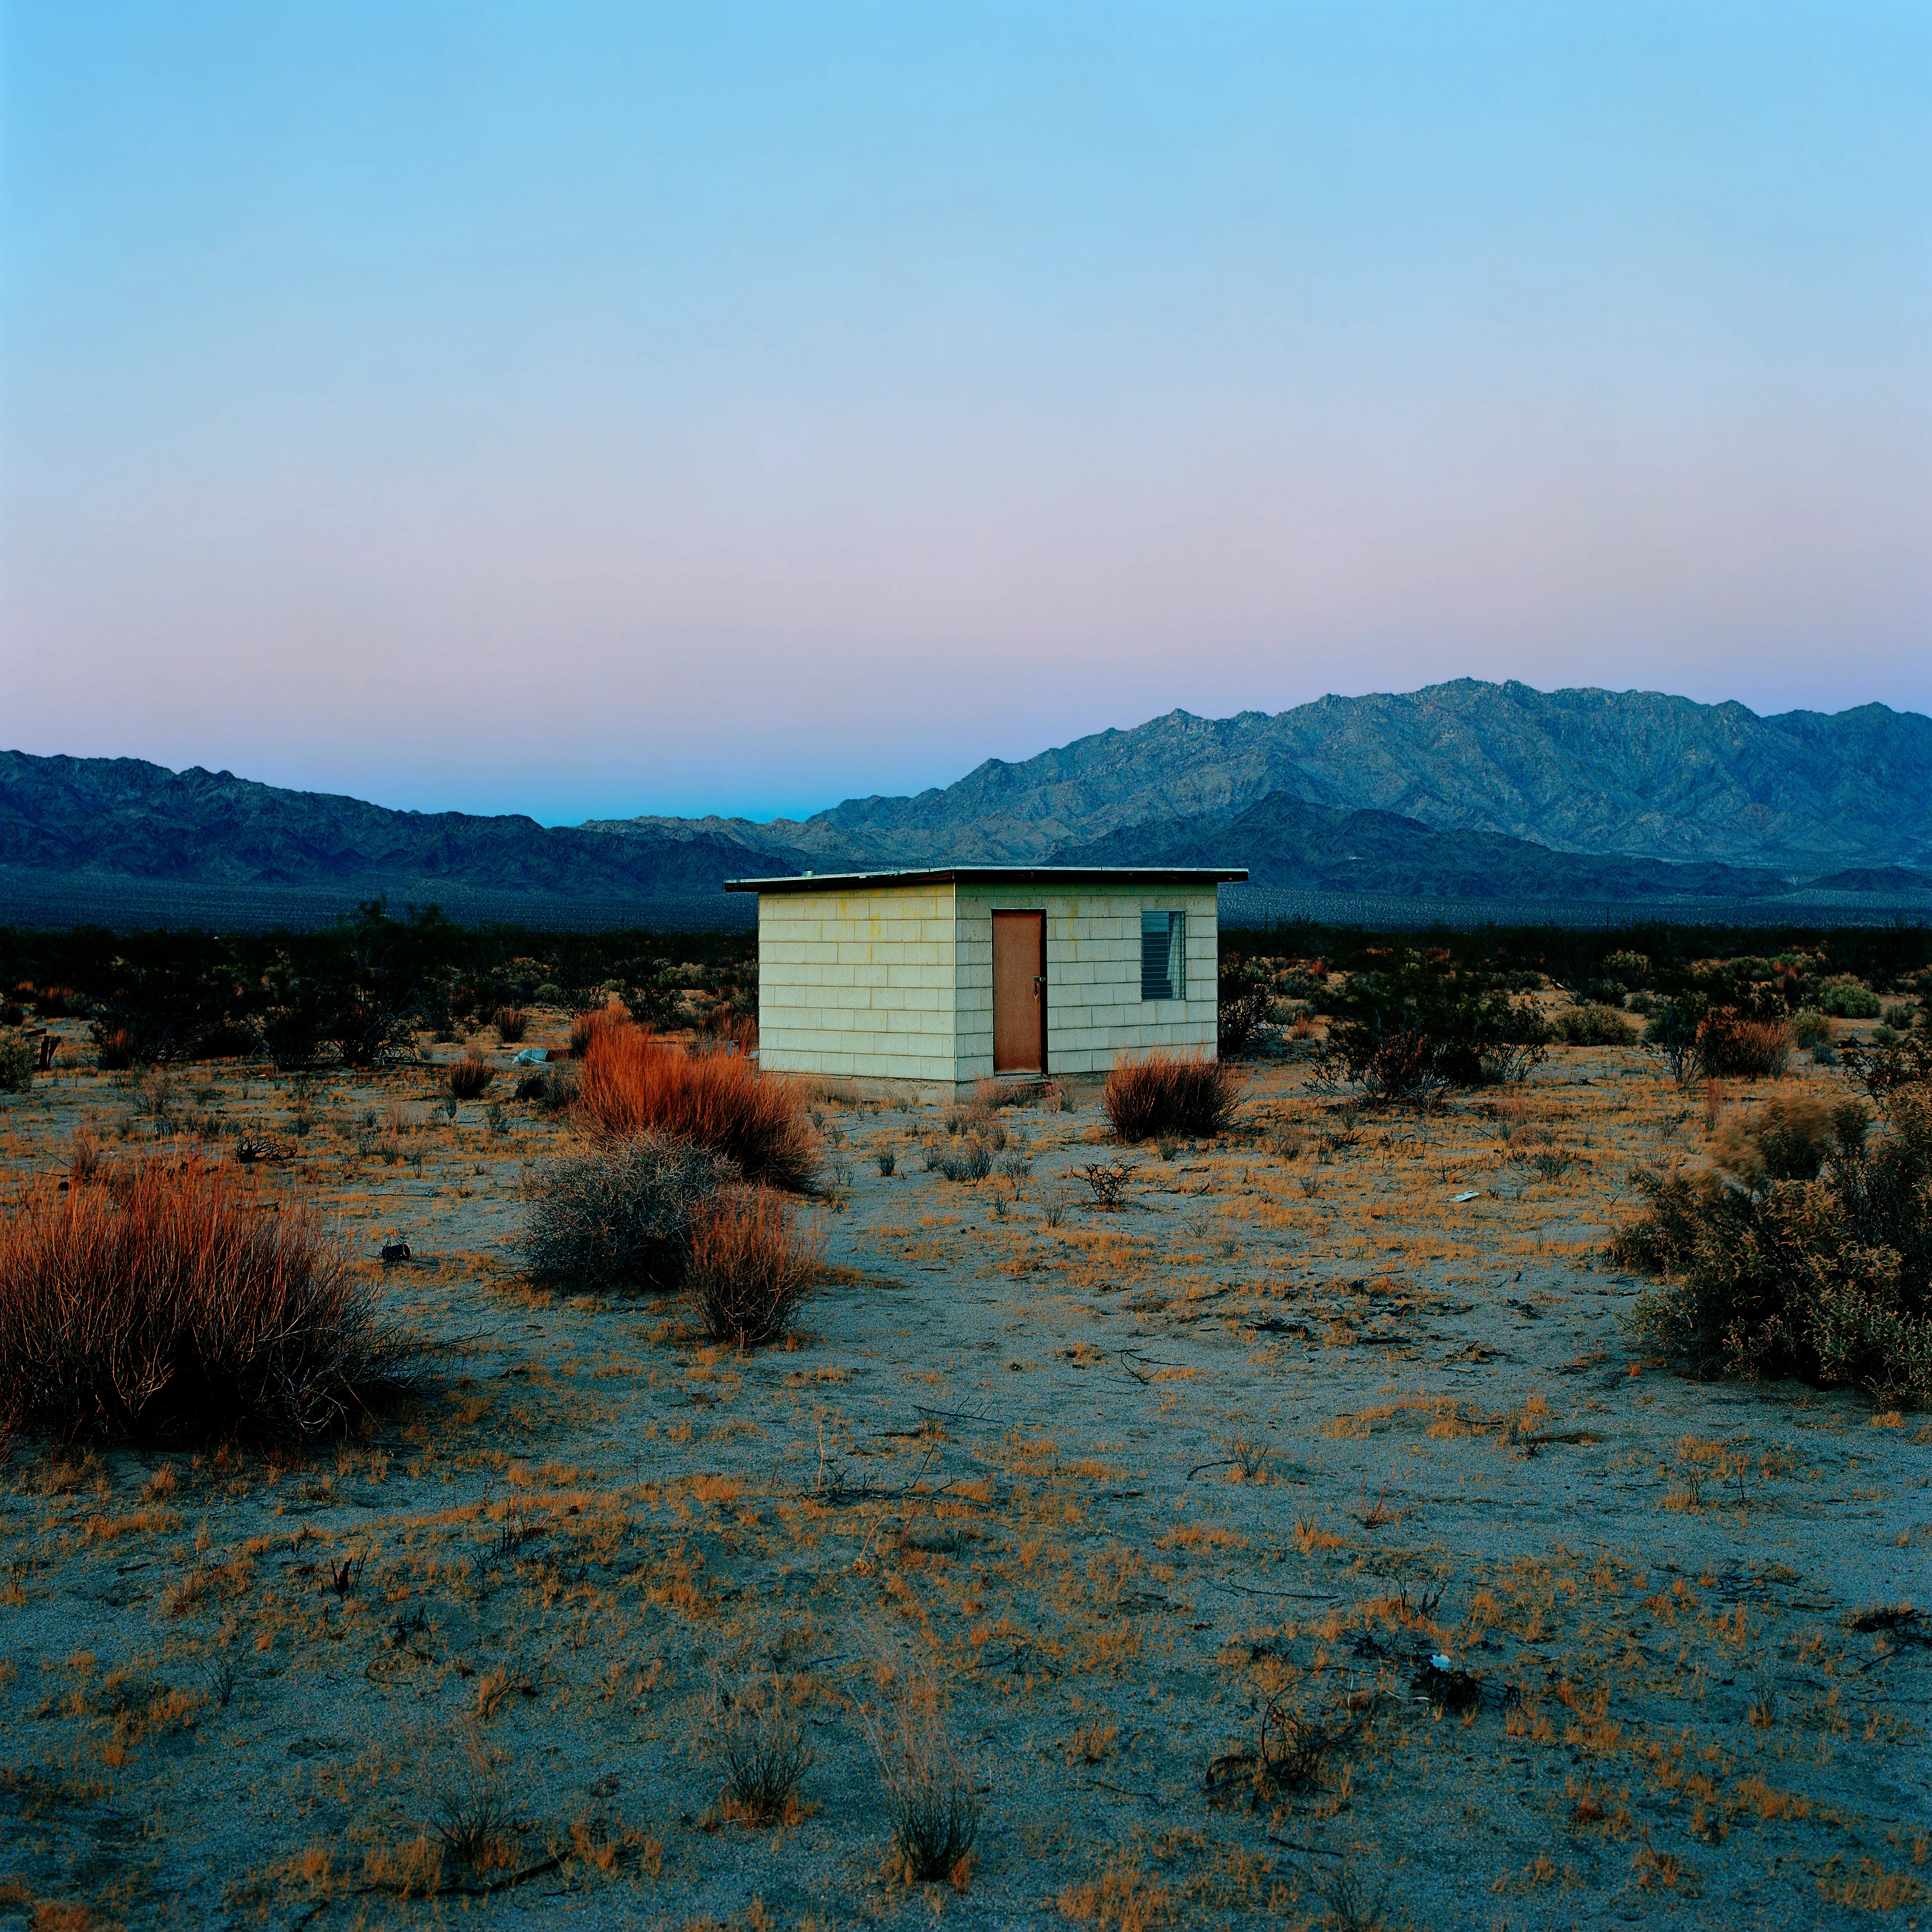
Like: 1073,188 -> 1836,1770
724,865 -> 1248,894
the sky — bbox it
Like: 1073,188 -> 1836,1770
3,3 -> 1927,826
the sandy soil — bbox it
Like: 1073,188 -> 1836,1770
2,1021 -> 1928,1930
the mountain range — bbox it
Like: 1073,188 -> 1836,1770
4,681 -> 1928,927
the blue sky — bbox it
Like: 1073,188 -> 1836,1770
3,3 -> 1927,824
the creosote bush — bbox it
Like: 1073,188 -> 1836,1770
685,1185 -> 820,1347
1103,1050 -> 1242,1142
1791,1008 -> 1834,1050
1614,1039 -> 1932,1401
0,1030 -> 35,1093
1553,1002 -> 1637,1048
576,1016 -> 817,1190
0,1156 -> 400,1444
522,1133 -> 736,1292
1314,951 -> 1548,1098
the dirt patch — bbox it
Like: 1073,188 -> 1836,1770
2,1030 -> 1927,1926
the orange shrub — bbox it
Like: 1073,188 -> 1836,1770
685,1186 -> 821,1347
1103,1050 -> 1242,1142
1697,1009 -> 1791,1080
0,1157 -> 398,1444
96,1026 -> 137,1071
569,1000 -> 630,1059
446,1048 -> 494,1100
576,1023 -> 816,1190
493,1007 -> 527,1044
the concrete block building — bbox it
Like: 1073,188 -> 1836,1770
724,867 -> 1246,1098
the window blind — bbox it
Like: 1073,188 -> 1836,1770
1141,910 -> 1185,1001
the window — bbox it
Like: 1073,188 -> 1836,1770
1141,909 -> 1186,1001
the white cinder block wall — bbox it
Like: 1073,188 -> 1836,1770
754,883 -> 960,1087
750,875 -> 1223,1096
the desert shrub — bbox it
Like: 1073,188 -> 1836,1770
445,1049 -> 494,1100
1602,950 -> 1651,986
1819,977 -> 1882,1019
1218,958 -> 1278,1060
1643,994 -> 1709,1085
94,1025 -> 139,1071
532,982 -> 564,1006
933,1139 -> 994,1182
513,1062 -> 577,1112
1697,1009 -> 1790,1080
1791,1008 -> 1833,1049
1103,1051 -> 1243,1141
493,1007 -> 527,1044
568,1001 -> 629,1059
1316,954 -> 1547,1098
1882,1001 -> 1918,1031
1553,1003 -> 1636,1048
864,1673 -> 980,1884
191,1020 -> 255,1061
35,984 -> 79,1018
685,1185 -> 820,1347
1614,1057 -> 1932,1402
522,1133 -> 735,1292
332,992 -> 416,1070
1711,1092 -> 1869,1190
576,1021 -> 816,1190
0,1032 -> 34,1093
0,1156 -> 399,1444
711,1672 -> 813,1824
973,1075 -> 1046,1110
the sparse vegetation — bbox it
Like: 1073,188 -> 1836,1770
1616,1039 -> 1932,1401
684,1185 -> 820,1347
445,1048 -> 495,1100
1103,1049 -> 1242,1141
710,1673 -> 813,1824
0,1156 -> 400,1444
864,1672 -> 980,1884
576,1017 -> 817,1190
4,908 -> 1928,1920
522,1133 -> 736,1292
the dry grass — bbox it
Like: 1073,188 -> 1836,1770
493,1007 -> 527,1044
711,1672 -> 813,1824
576,1019 -> 817,1190
0,1156 -> 400,1444
863,1671 -> 980,1885
1103,1050 -> 1242,1143
685,1185 -> 821,1348
446,1049 -> 494,1100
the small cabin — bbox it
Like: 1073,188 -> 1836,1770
723,866 -> 1247,1099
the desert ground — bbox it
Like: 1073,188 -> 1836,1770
2,1015 -> 1927,1931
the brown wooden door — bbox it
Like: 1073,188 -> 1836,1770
991,911 -> 1046,1075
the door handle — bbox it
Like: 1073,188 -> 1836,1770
1032,976 -> 1044,999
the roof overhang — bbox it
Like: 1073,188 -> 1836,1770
724,866 -> 1248,894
